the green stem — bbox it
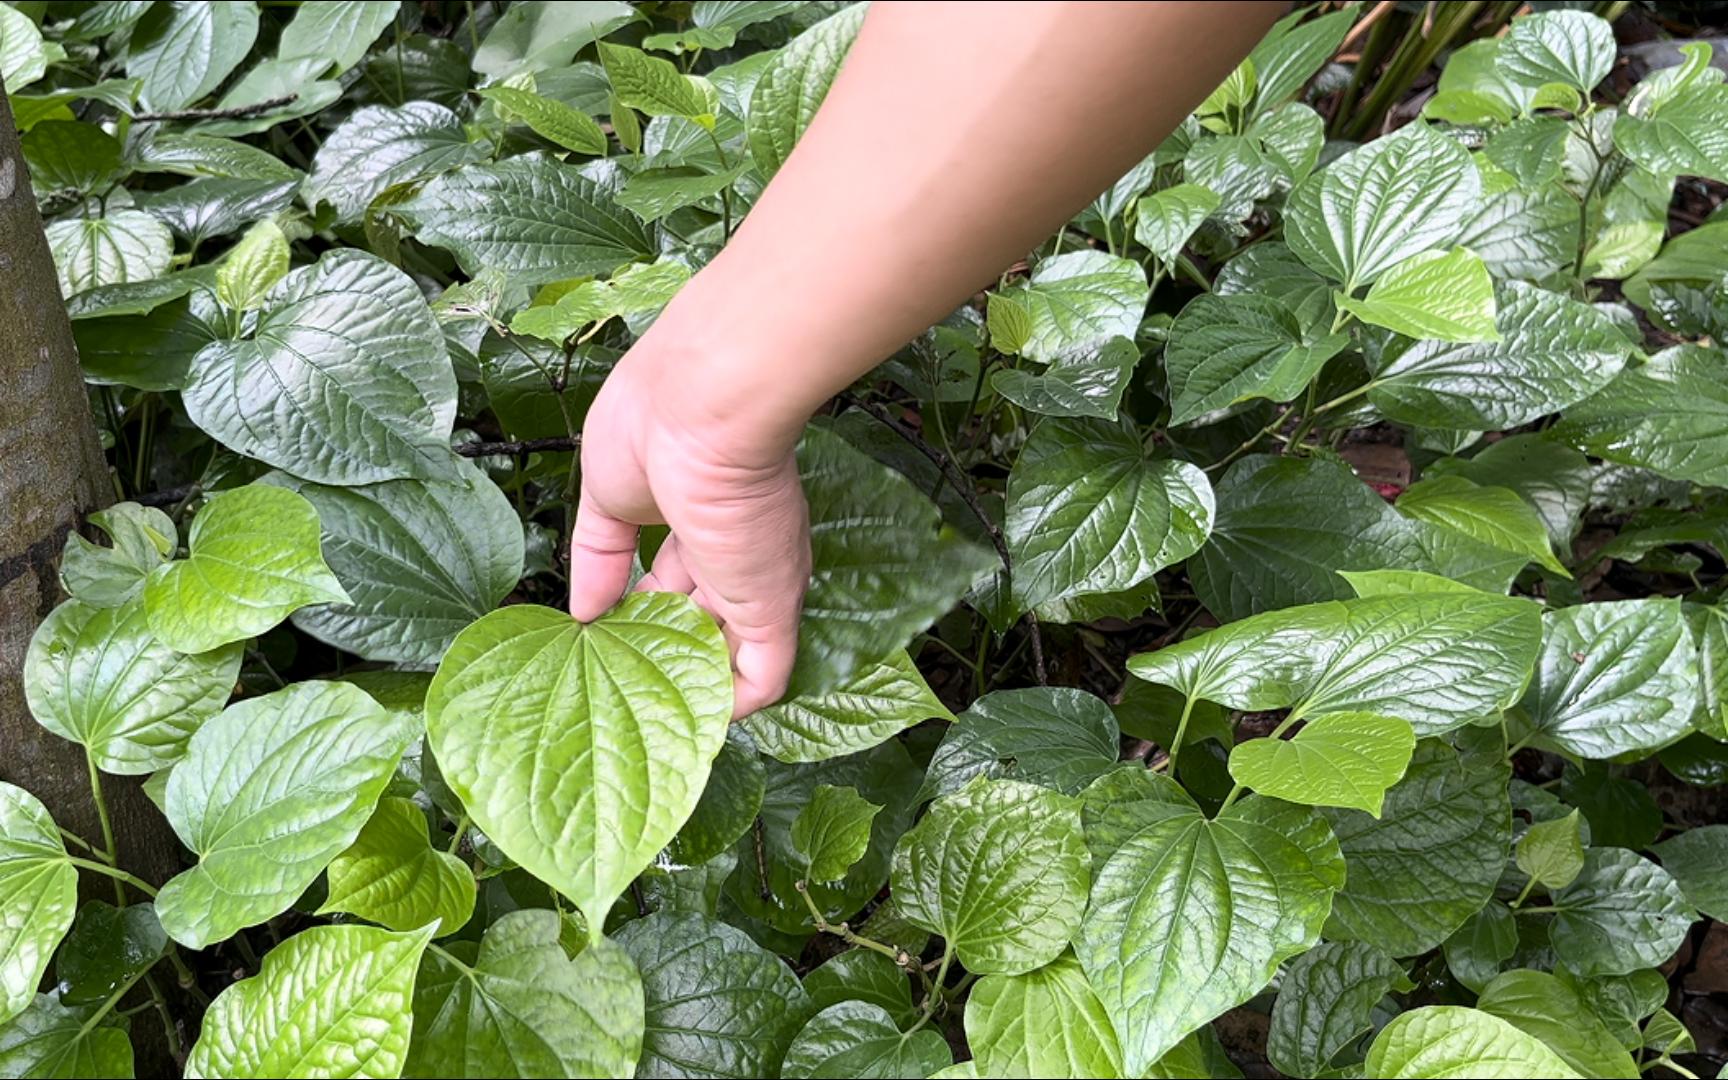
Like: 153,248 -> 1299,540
1510,876 -> 1539,910
85,754 -> 124,905
447,815 -> 470,856
1166,694 -> 1197,775
69,857 -> 158,898
1516,904 -> 1559,915
794,881 -> 909,965
905,945 -> 954,1036
143,972 -> 184,1061
57,825 -> 111,862
1654,1057 -> 1700,1080
133,395 -> 156,494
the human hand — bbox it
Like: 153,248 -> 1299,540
567,325 -> 812,718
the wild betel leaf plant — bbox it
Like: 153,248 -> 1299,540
2,2 -> 1726,1078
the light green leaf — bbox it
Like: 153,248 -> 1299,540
966,952 -> 1123,1080
156,681 -> 417,948
186,923 -> 433,1079
510,259 -> 690,342
307,102 -> 479,224
215,221 -> 288,312
991,336 -> 1140,421
1549,849 -> 1696,976
1076,795 -> 1344,1075
0,4 -> 50,90
1397,474 -> 1568,576
1653,825 -> 1728,922
125,1 -> 260,111
793,785 -> 882,882
1164,293 -> 1348,425
0,992 -> 132,1078
1285,123 -> 1479,290
45,212 -> 172,298
0,784 -> 76,1027
741,650 -> 951,764
598,41 -> 710,121
1008,251 -> 1151,363
396,154 -> 654,286
1322,742 -> 1512,956
781,1001 -> 951,1080
1247,6 -> 1357,112
1366,1006 -> 1583,1079
747,3 -> 866,177
1516,810 -> 1585,891
24,597 -> 242,775
276,0 -> 398,75
1229,713 -> 1416,816
55,502 -> 176,608
1267,940 -> 1407,1079
1190,455 -> 1429,621
790,426 -> 996,696
142,483 -> 349,654
616,912 -> 810,1080
1184,134 -> 1279,222
1616,79 -> 1728,183
892,778 -> 1088,975
262,463 -> 524,665
1254,101 -> 1326,182
1429,436 -> 1593,548
1005,417 -> 1213,612
987,292 -> 1033,357
616,164 -> 745,222
1556,346 -> 1728,487
1521,598 -> 1698,758
1339,248 -> 1498,344
921,687 -> 1120,801
1134,184 -> 1220,266
319,798 -> 475,935
184,250 -> 460,486
472,0 -> 638,79
1498,10 -> 1615,94
425,596 -> 730,937
1477,970 -> 1639,1080
405,910 -> 642,1079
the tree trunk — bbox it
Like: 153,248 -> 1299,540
0,93 -> 182,894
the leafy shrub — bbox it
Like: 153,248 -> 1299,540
3,2 -> 1726,1078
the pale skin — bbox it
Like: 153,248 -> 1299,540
571,1 -> 1287,715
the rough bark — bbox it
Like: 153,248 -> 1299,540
0,94 -> 182,888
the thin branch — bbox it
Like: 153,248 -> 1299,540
456,435 -> 581,457
135,484 -> 196,509
133,94 -> 297,123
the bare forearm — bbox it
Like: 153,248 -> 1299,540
655,0 -> 1283,443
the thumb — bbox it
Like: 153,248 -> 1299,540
568,492 -> 639,622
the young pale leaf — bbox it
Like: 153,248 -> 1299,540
616,912 -> 810,1080
142,484 -> 348,654
1228,713 -> 1416,817
425,597 -> 730,938
1008,251 -> 1150,363
781,1001 -> 951,1080
1521,598 -> 1698,758
1163,293 -> 1348,425
156,681 -> 418,948
1365,1006 -> 1583,1080
741,649 -> 951,764
892,778 -> 1089,975
1322,742 -> 1512,956
965,952 -> 1124,1080
1004,417 -> 1213,613
1397,475 -> 1569,577
790,427 -> 996,696
396,154 -> 654,286
1556,346 -> 1728,487
24,597 -> 242,775
748,3 -> 866,176
510,259 -> 690,342
991,336 -> 1140,421
1476,970 -> 1639,1080
307,102 -> 479,223
318,797 -> 475,935
0,992 -> 132,1077
262,464 -> 525,665
1134,184 -> 1219,266
792,785 -> 882,882
404,910 -> 643,1080
125,1 -> 260,111
1076,796 -> 1344,1075
183,250 -> 461,486
598,42 -> 711,121
215,221 -> 289,312
1516,809 -> 1585,892
45,212 -> 173,298
1285,123 -> 1479,289
1338,248 -> 1498,344
1497,10 -> 1615,95
921,687 -> 1120,801
1368,282 -> 1630,430
185,923 -> 433,1079
1549,849 -> 1696,976
1429,436 -> 1593,548
987,291 -> 1033,356
1266,940 -> 1407,1079
0,784 -> 76,1026
1652,825 -> 1728,921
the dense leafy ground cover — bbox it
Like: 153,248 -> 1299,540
3,1 -> 1728,1077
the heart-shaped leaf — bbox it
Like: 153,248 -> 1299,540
0,784 -> 76,1026
1228,713 -> 1417,816
319,797 -> 475,935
